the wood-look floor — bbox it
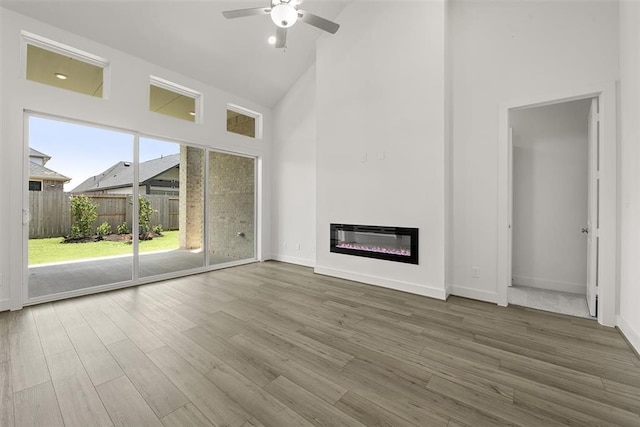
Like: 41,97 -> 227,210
1,261 -> 640,427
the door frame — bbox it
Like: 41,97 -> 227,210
497,82 -> 617,327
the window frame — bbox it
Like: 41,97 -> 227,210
21,31 -> 110,98
149,75 -> 202,123
28,180 -> 43,192
227,104 -> 263,140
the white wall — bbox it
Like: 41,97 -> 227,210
271,65 -> 317,267
314,1 -> 447,298
618,0 -> 640,353
0,7 -> 5,305
0,7 -> 273,310
450,0 -> 619,303
511,100 -> 590,294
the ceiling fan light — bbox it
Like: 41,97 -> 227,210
270,4 -> 298,28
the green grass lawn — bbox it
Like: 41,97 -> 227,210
29,230 -> 179,265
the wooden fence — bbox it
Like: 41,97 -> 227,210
148,194 -> 180,233
29,192 -> 179,239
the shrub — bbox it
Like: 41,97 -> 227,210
139,196 -> 153,234
117,222 -> 129,234
96,221 -> 111,237
70,224 -> 82,239
152,224 -> 164,235
69,195 -> 97,238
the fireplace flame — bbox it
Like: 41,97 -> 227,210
335,242 -> 410,256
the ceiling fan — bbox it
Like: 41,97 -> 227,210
222,0 -> 340,48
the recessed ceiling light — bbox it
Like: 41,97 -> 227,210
54,73 -> 68,80
188,111 -> 196,116
267,35 -> 277,45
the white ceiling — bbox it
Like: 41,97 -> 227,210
0,0 -> 350,107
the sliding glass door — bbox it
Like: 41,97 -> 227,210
27,116 -> 134,298
26,114 -> 258,302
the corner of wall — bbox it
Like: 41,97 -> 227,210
271,64 -> 317,268
617,315 -> 640,356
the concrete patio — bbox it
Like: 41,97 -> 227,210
28,249 -> 238,298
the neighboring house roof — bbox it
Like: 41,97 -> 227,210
71,153 -> 180,193
29,148 -> 51,164
29,161 -> 70,182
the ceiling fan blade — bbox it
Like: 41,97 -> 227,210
276,27 -> 287,48
222,7 -> 271,19
298,10 -> 340,34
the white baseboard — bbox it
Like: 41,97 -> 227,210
271,254 -> 315,268
447,284 -> 498,304
512,275 -> 585,295
314,266 -> 446,300
617,315 -> 640,356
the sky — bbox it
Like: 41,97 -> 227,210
29,116 -> 180,191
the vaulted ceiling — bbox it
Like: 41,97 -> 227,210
0,0 -> 350,107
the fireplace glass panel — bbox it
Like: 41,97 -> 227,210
330,224 -> 419,264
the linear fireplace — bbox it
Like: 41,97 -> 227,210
330,224 -> 419,264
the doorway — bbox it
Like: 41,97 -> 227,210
497,83 -> 616,327
508,99 -> 595,318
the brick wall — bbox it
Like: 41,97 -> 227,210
227,110 -> 256,138
208,152 -> 255,261
179,146 -> 204,249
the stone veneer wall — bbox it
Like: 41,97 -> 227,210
227,110 -> 256,138
179,146 -> 204,249
208,151 -> 255,261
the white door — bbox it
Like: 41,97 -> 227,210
586,98 -> 599,317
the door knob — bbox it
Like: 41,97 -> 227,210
581,227 -> 589,234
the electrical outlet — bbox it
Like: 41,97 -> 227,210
472,267 -> 480,278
